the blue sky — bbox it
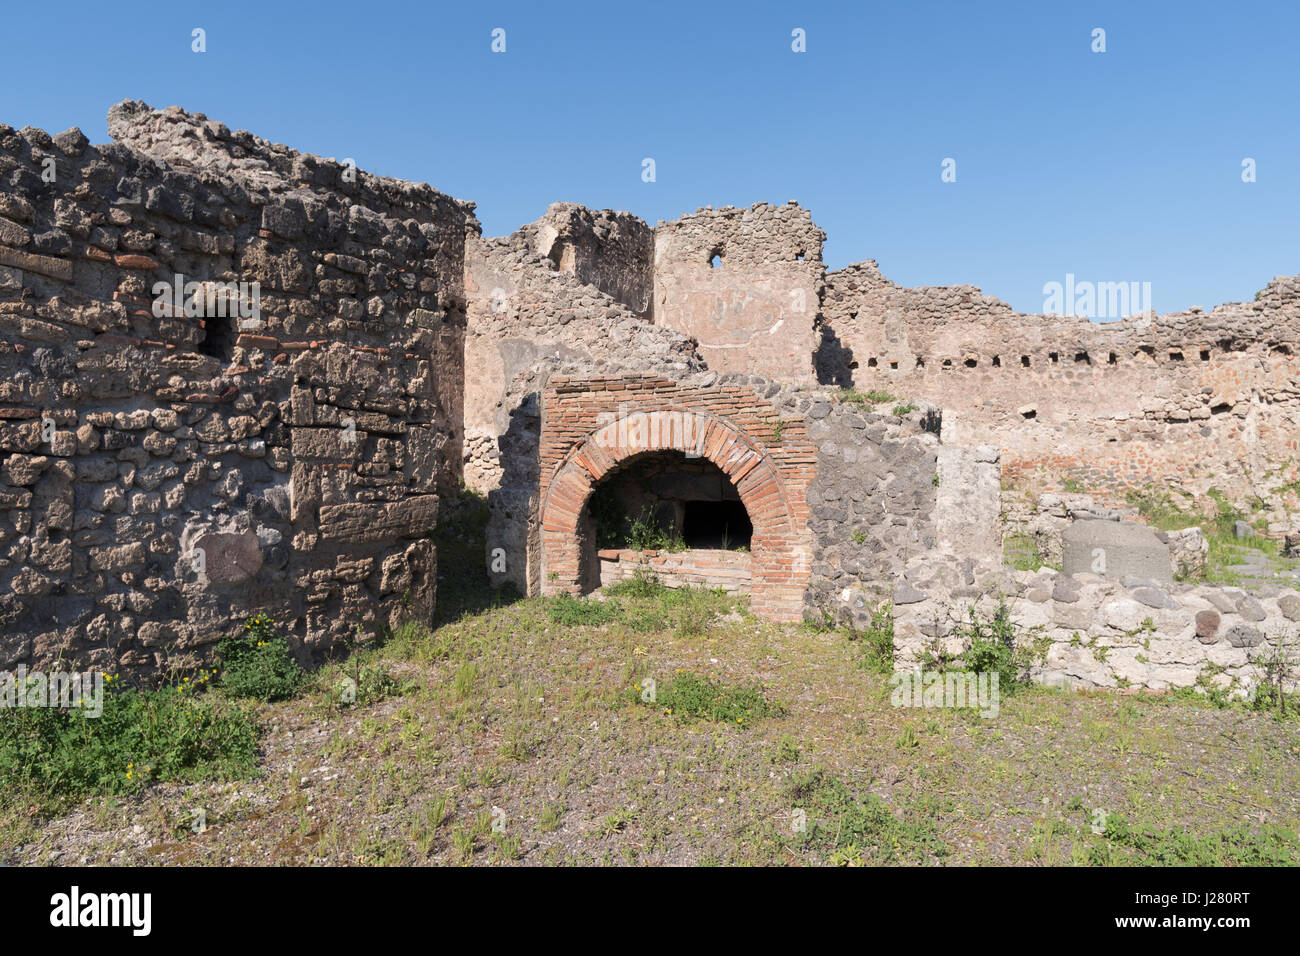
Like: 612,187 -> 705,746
3,0 -> 1297,315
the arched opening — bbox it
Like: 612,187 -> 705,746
582,450 -> 754,592
589,451 -> 753,549
537,407 -> 812,619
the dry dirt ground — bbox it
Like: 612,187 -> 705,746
3,582 -> 1298,867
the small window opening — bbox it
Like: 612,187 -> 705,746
964,357 -> 978,368
992,355 -> 1001,367
866,357 -> 878,368
916,356 -> 925,368
1075,351 -> 1090,365
1020,355 -> 1031,367
199,314 -> 235,359
1199,349 -> 1211,361
1108,352 -> 1118,364
1049,352 -> 1059,364
1169,351 -> 1184,361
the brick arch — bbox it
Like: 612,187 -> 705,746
538,407 -> 810,620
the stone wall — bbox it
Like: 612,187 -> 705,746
892,568 -> 1300,694
653,202 -> 825,385
0,101 -> 473,677
462,212 -> 703,493
819,259 -> 1300,524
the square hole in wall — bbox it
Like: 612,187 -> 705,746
199,314 -> 235,360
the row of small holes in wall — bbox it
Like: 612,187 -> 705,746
854,347 -> 1221,371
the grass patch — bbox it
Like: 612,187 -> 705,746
1125,485 -> 1297,584
638,671 -> 784,725
0,682 -> 260,814
1003,532 -> 1057,572
839,387 -> 896,408
1089,813 -> 1299,866
547,593 -> 621,627
788,770 -> 947,864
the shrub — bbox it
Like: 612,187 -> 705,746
217,613 -> 304,702
922,602 -> 1044,692
858,602 -> 895,675
625,507 -> 687,552
604,566 -> 664,599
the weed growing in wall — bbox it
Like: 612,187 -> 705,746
921,602 -> 1046,693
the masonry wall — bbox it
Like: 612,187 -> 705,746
653,203 -> 825,385
820,260 -> 1300,524
518,373 -> 816,619
0,101 -> 473,677
598,548 -> 751,594
462,209 -> 702,494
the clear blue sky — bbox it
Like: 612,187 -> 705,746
3,0 -> 1297,315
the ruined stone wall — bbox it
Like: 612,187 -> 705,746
0,101 -> 473,677
523,202 -> 653,317
802,401 -> 999,629
820,261 -> 1300,524
462,215 -> 702,494
891,567 -> 1300,694
653,202 -> 825,385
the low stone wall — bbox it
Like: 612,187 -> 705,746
893,567 -> 1300,694
1001,490 -> 1208,578
598,548 -> 750,593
